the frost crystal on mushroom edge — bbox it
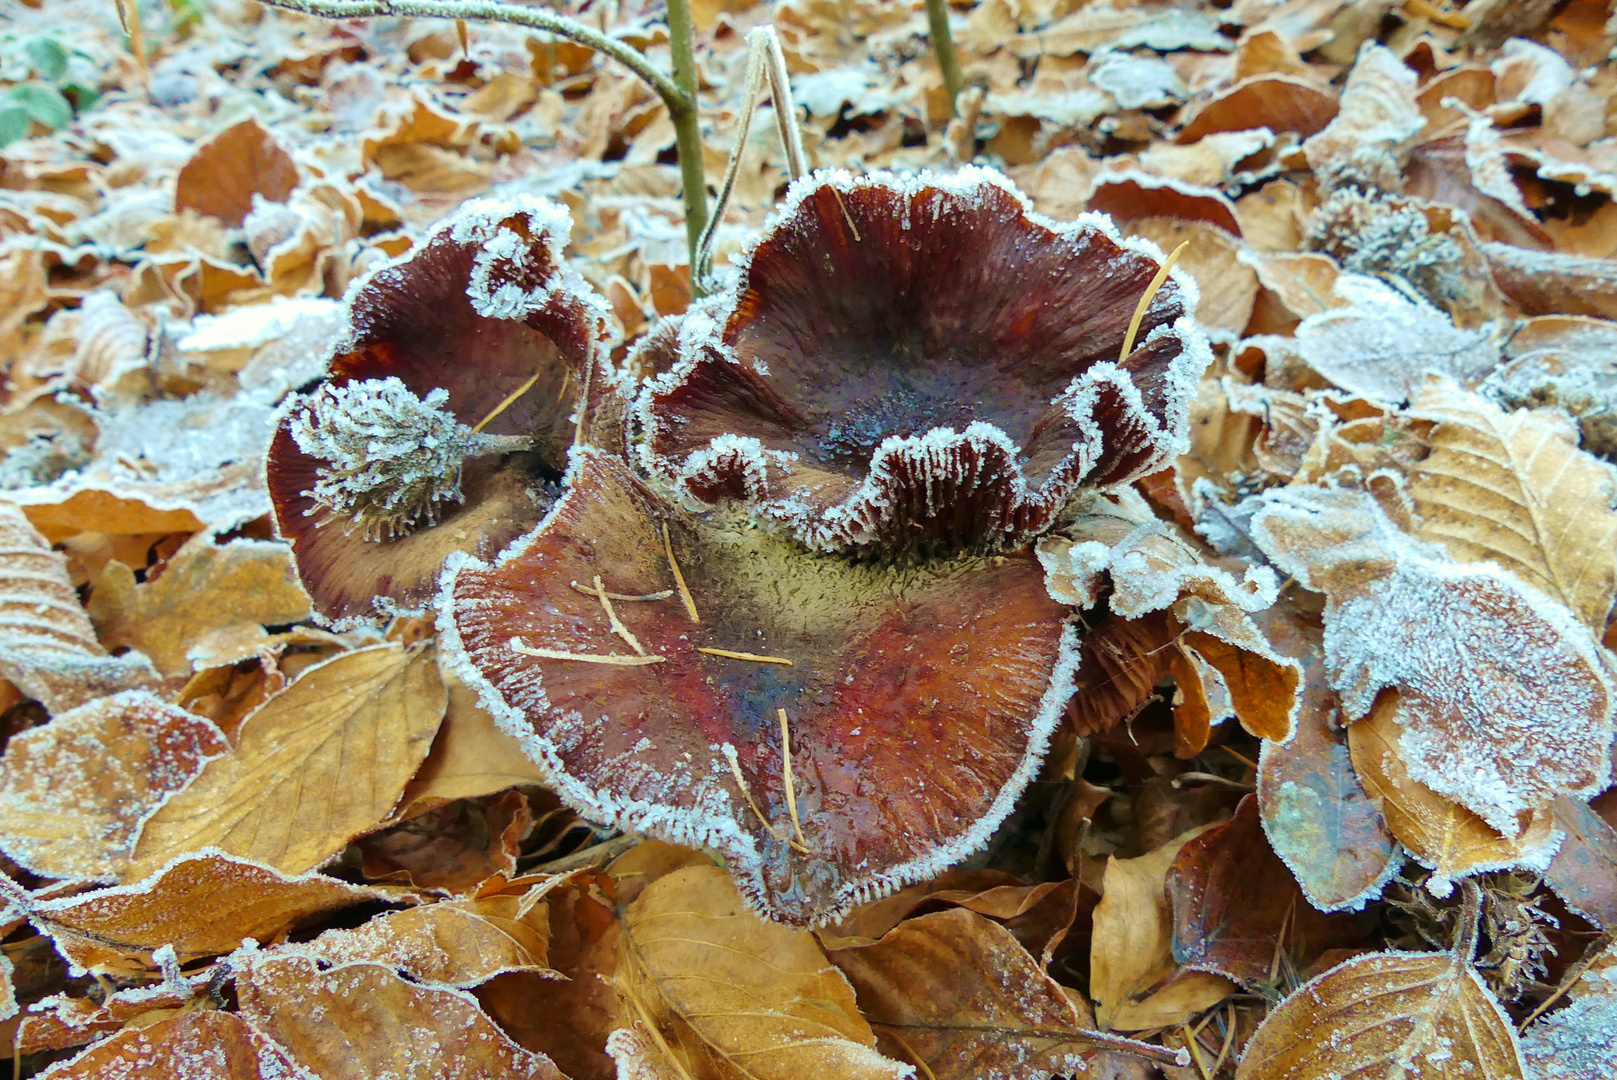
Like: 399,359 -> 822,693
630,164 -> 1212,552
433,451 -> 1087,926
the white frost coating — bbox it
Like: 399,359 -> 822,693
1522,984 -> 1617,1079
1249,485 -> 1616,836
1491,37 -> 1574,106
1293,274 -> 1503,404
1301,42 -> 1424,176
1461,109 -> 1537,221
447,193 -> 574,320
1088,50 -> 1188,109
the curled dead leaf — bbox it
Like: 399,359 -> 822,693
174,117 -> 300,227
129,642 -> 446,878
38,1010 -> 310,1080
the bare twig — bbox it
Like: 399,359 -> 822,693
923,0 -> 964,116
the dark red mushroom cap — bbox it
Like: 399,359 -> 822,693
439,447 -> 1079,925
636,166 -> 1212,553
266,196 -> 619,627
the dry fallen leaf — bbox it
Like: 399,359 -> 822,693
301,879 -> 559,987
87,534 -> 313,678
399,670 -> 549,812
829,905 -> 1105,1079
29,852 -> 387,976
0,690 -> 226,882
1089,824 -> 1235,1031
128,642 -> 446,878
1410,376 -> 1617,633
1235,948 -> 1525,1080
613,863 -> 910,1080
237,953 -> 564,1079
174,117 -> 301,227
0,500 -> 156,711
38,1009 -> 311,1080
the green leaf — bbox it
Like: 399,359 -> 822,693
60,82 -> 100,114
23,37 -> 68,82
0,106 -> 30,149
8,84 -> 71,131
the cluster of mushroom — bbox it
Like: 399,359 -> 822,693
266,167 -> 1212,925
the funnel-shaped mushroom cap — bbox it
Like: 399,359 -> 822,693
266,196 -> 616,627
440,448 -> 1080,925
637,166 -> 1212,553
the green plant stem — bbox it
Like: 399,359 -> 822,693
924,0 -> 964,117
256,0 -> 687,117
664,0 -> 709,280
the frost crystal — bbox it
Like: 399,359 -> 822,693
1305,188 -> 1464,306
288,377 -> 522,541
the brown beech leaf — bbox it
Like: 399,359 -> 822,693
87,535 -> 312,678
1348,692 -> 1559,895
29,852 -> 387,976
39,1010 -> 310,1079
1410,377 -> 1617,632
613,863 -> 909,1079
1251,484 -> 1614,836
1521,979 -> 1617,1080
129,643 -> 446,879
0,501 -> 156,711
399,671 -> 549,812
829,906 -> 1103,1079
1255,610 -> 1400,913
0,690 -> 226,882
1166,795 -> 1376,991
237,953 -> 563,1079
174,117 -> 300,227
300,879 -> 558,987
1544,796 -> 1617,930
817,869 -> 1028,949
1299,44 -> 1424,184
1235,950 -> 1525,1080
1175,75 -> 1338,144
1090,825 -> 1235,1031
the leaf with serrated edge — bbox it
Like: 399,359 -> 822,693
29,851 -> 388,977
128,643 -> 446,879
36,1010 -> 313,1080
0,691 -> 226,882
1411,376 -> 1617,632
1349,691 -> 1559,896
237,953 -> 563,1079
1235,950 -> 1525,1080
613,863 -> 909,1080
828,906 -> 1098,1080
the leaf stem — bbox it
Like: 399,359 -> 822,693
255,0 -> 688,109
923,0 -> 964,117
665,0 -> 710,276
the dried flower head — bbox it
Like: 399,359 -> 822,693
288,377 -> 529,541
1305,187 -> 1464,306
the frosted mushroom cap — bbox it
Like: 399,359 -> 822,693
638,165 -> 1212,554
439,448 -> 1080,925
265,196 -> 616,628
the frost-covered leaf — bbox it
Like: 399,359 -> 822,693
1250,484 -> 1614,835
29,852 -> 387,976
129,642 -> 445,878
1166,795 -> 1376,991
0,500 -> 156,711
1039,490 -> 1299,741
300,880 -> 558,987
1291,274 -> 1502,403
1089,825 -> 1234,1031
1348,691 -> 1561,894
1481,315 -> 1617,460
237,953 -> 564,1079
36,1010 -> 312,1080
639,166 -> 1210,553
828,906 -> 1102,1080
1235,949 -> 1525,1080
1301,44 -> 1424,185
87,535 -> 310,678
1175,75 -> 1338,145
174,117 -> 299,227
399,671 -> 549,812
1543,796 -> 1617,930
1255,608 -> 1401,912
0,691 -> 226,882
1521,985 -> 1617,1080
613,863 -> 908,1080
444,448 -> 1077,925
1410,377 -> 1617,632
1483,243 -> 1617,323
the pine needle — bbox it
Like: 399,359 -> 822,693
696,647 -> 793,666
510,638 -> 663,665
722,744 -> 789,845
592,575 -> 646,655
778,708 -> 810,851
472,366 -> 545,433
570,581 -> 675,602
1119,240 -> 1188,363
663,523 -> 700,623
